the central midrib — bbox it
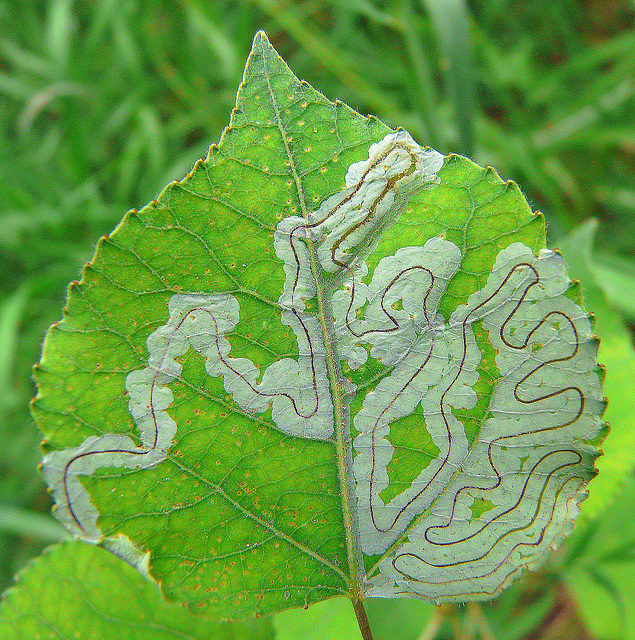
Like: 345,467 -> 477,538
260,44 -> 361,597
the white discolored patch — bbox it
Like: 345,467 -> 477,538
42,293 -> 229,543
349,243 -> 604,600
308,131 -> 443,273
332,237 -> 460,371
42,131 -> 446,555
42,128 -> 602,603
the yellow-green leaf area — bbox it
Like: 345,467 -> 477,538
469,498 -> 496,521
380,404 -> 441,504
380,155 -> 545,318
451,320 -> 502,447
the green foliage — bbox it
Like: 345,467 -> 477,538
27,31 -> 604,620
559,476 -> 635,640
558,220 -> 635,517
365,598 -> 435,640
275,597 -> 363,640
0,542 -> 274,640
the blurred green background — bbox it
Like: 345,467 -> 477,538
1,1 -> 635,638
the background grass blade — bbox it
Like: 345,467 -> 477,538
420,0 -> 476,155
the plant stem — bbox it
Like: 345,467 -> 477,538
416,606 -> 444,640
467,602 -> 496,640
446,604 -> 467,640
352,600 -> 375,640
260,37 -> 361,599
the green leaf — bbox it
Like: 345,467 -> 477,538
33,31 -> 605,619
592,251 -> 635,320
0,541 -> 274,640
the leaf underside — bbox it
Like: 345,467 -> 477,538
32,32 -> 604,620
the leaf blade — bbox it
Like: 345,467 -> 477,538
0,542 -> 274,640
32,32 -> 605,618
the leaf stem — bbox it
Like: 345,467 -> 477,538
292,131 -> 362,602
259,35 -> 361,597
467,602 -> 496,640
446,604 -> 467,640
352,599 -> 375,640
302,205 -> 361,598
416,606 -> 444,640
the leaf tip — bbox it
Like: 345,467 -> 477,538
253,29 -> 269,42
251,29 -> 273,54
